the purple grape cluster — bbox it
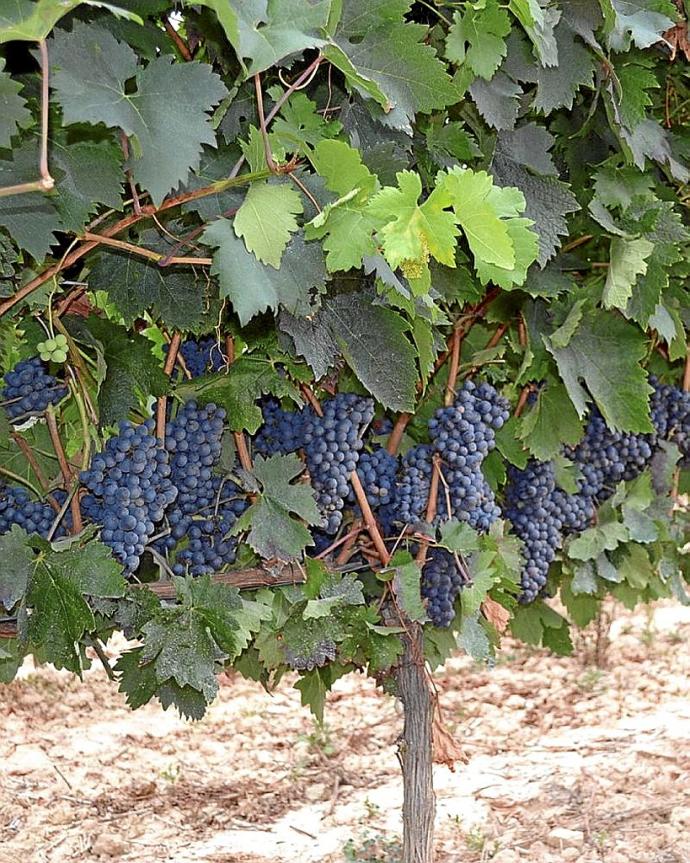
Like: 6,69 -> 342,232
0,484 -> 58,538
1,356 -> 67,421
253,398 -> 305,456
421,548 -> 465,627
80,420 -> 177,571
302,393 -> 374,534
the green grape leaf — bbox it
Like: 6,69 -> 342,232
0,0 -> 141,42
0,525 -> 34,610
469,72 -> 522,131
191,0 -> 331,76
278,309 -> 340,380
233,180 -> 303,268
491,125 -> 580,265
44,539 -> 126,599
602,237 -> 654,310
518,380 -> 582,461
306,139 -> 380,272
321,292 -> 417,412
234,454 -> 320,560
175,354 -> 301,433
76,316 -> 168,427
600,0 -> 676,50
324,2 -> 458,133
271,92 -> 343,155
509,0 -> 561,66
546,310 -> 653,432
615,60 -> 659,129
0,58 -> 30,147
88,229 -> 204,330
531,19 -> 597,114
50,22 -> 228,205
51,140 -> 124,234
436,168 -> 515,270
510,601 -> 572,654
366,170 -> 458,270
203,224 -> 327,324
26,559 -> 95,673
0,145 -> 62,260
392,556 -> 427,623
294,668 -> 328,723
445,0 -> 511,80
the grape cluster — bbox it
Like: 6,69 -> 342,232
421,548 -> 465,628
504,460 -> 562,603
165,336 -> 225,378
1,356 -> 67,421
253,398 -> 305,457
395,381 -> 508,533
80,420 -> 177,572
650,378 -> 690,462
0,484 -> 58,538
302,393 -> 374,534
160,401 -> 246,575
567,410 -> 653,502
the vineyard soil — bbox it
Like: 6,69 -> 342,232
2,601 -> 689,863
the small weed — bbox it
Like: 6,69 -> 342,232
343,834 -> 402,862
363,798 -> 381,819
299,722 -> 336,757
465,827 -> 487,853
668,628 -> 684,645
576,668 -> 606,692
160,763 -> 181,782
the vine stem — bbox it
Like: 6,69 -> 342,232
156,332 -> 181,440
82,232 -> 211,266
45,406 -> 82,534
514,385 -> 531,418
415,455 -> 441,569
224,335 -> 253,472
349,471 -> 391,565
254,72 -> 278,173
0,170 -> 271,318
444,328 -> 463,406
162,14 -> 192,60
300,384 -> 323,417
10,432 -> 60,511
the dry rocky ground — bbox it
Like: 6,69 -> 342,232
1,601 -> 689,863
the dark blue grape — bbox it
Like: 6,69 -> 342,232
421,548 -> 464,627
0,484 -> 59,538
253,398 -> 305,456
1,356 -> 67,422
302,393 -> 374,534
166,337 -> 225,378
80,419 -> 176,572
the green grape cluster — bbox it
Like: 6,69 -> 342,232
37,333 -> 68,363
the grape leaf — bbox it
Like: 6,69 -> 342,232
509,0 -> 561,66
0,525 -> 34,610
174,354 -> 302,434
88,229 -> 205,330
51,140 -> 124,234
546,309 -> 653,432
50,22 -> 227,205
76,316 -> 168,427
518,380 -> 582,461
26,559 -> 95,673
491,125 -> 580,265
233,180 -> 303,268
445,0 -> 511,80
271,92 -> 343,156
366,170 -> 458,271
469,72 -> 521,131
278,309 -> 339,379
602,237 -> 654,310
203,224 -> 327,324
614,60 -> 659,129
0,0 -> 141,41
510,601 -> 572,654
234,453 -> 320,560
305,139 -> 381,271
191,0 -> 331,76
436,168 -> 515,270
44,539 -> 126,599
321,292 -> 417,412
324,1 -> 458,133
0,145 -> 62,260
618,118 -> 689,182
0,423 -> 60,491
0,58 -> 30,148
600,0 -> 676,50
531,19 -> 597,114
392,556 -> 427,623
294,668 -> 328,723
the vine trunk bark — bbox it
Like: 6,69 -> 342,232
397,624 -> 435,863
